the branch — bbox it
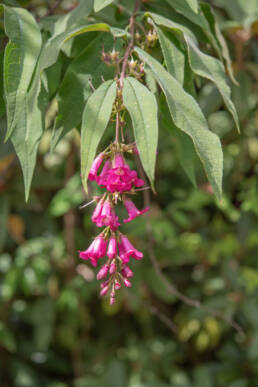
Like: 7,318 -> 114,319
119,0 -> 141,88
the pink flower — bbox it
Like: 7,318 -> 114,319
107,236 -> 117,259
123,197 -> 149,223
121,265 -> 134,278
88,153 -> 104,181
100,154 -> 145,193
97,159 -> 112,186
91,197 -> 104,223
79,234 -> 107,266
109,262 -> 116,274
119,235 -> 143,263
100,285 -> 109,296
97,265 -> 109,280
124,278 -> 132,288
92,200 -> 120,230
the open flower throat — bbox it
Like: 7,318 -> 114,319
79,145 -> 149,304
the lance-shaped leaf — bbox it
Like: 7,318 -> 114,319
123,77 -> 158,189
164,0 -> 207,29
200,2 -> 237,85
159,94 -> 198,187
156,27 -> 185,85
148,13 -> 239,132
1,6 -> 42,139
81,80 -> 117,192
185,36 -> 240,132
135,47 -> 223,200
94,0 -> 114,12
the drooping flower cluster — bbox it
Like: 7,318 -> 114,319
79,147 -> 149,304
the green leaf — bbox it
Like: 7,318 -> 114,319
123,77 -> 158,189
1,6 -> 42,140
185,36 -> 240,132
164,0 -> 207,29
0,51 -> 6,118
200,2 -> 238,85
135,47 -> 223,199
149,13 -> 239,131
156,27 -> 185,85
0,321 -> 16,352
81,80 -> 117,192
11,85 -> 48,201
51,34 -> 115,150
160,94 -> 197,186
94,0 -> 114,13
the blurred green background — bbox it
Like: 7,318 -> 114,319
1,0 -> 258,386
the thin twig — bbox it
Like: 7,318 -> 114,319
148,303 -> 178,335
115,112 -> 120,143
135,157 -> 245,339
119,0 -> 141,88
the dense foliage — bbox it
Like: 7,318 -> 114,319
0,0 -> 258,386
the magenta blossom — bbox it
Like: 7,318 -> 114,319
92,199 -> 120,230
119,234 -> 143,263
107,236 -> 117,259
88,152 -> 104,181
97,159 -> 112,186
123,197 -> 149,223
121,265 -> 134,278
103,154 -> 145,193
79,234 -> 107,266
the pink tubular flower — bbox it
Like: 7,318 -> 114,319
97,159 -> 112,186
123,197 -> 149,223
119,235 -> 143,263
121,265 -> 134,278
97,265 -> 109,280
107,236 -> 117,259
102,154 -> 145,193
79,234 -> 107,266
92,200 -> 120,230
88,152 -> 104,181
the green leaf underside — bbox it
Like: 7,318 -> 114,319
200,2 -> 238,86
123,77 -> 159,190
185,36 -> 240,132
1,6 -> 43,201
51,34 -> 115,150
81,80 -> 117,193
135,47 -> 223,200
94,0 -> 114,13
159,94 -> 197,187
1,6 -> 42,140
149,12 -> 239,132
164,0 -> 207,29
156,27 -> 185,85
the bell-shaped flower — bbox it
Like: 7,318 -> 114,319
123,197 -> 149,223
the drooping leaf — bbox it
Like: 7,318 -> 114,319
94,0 -> 114,13
1,6 -> 42,140
81,80 -> 117,192
156,27 -> 185,85
149,13 -> 239,131
185,36 -> 240,132
51,34 -> 115,150
164,0 -> 207,29
11,85 -> 48,201
200,2 -> 238,85
123,77 -> 159,189
159,94 -> 197,187
135,47 -> 223,199
0,51 -> 6,118
51,0 -> 93,37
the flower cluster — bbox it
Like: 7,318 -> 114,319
79,147 -> 149,304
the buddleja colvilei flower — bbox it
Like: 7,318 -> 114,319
79,148 -> 149,304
